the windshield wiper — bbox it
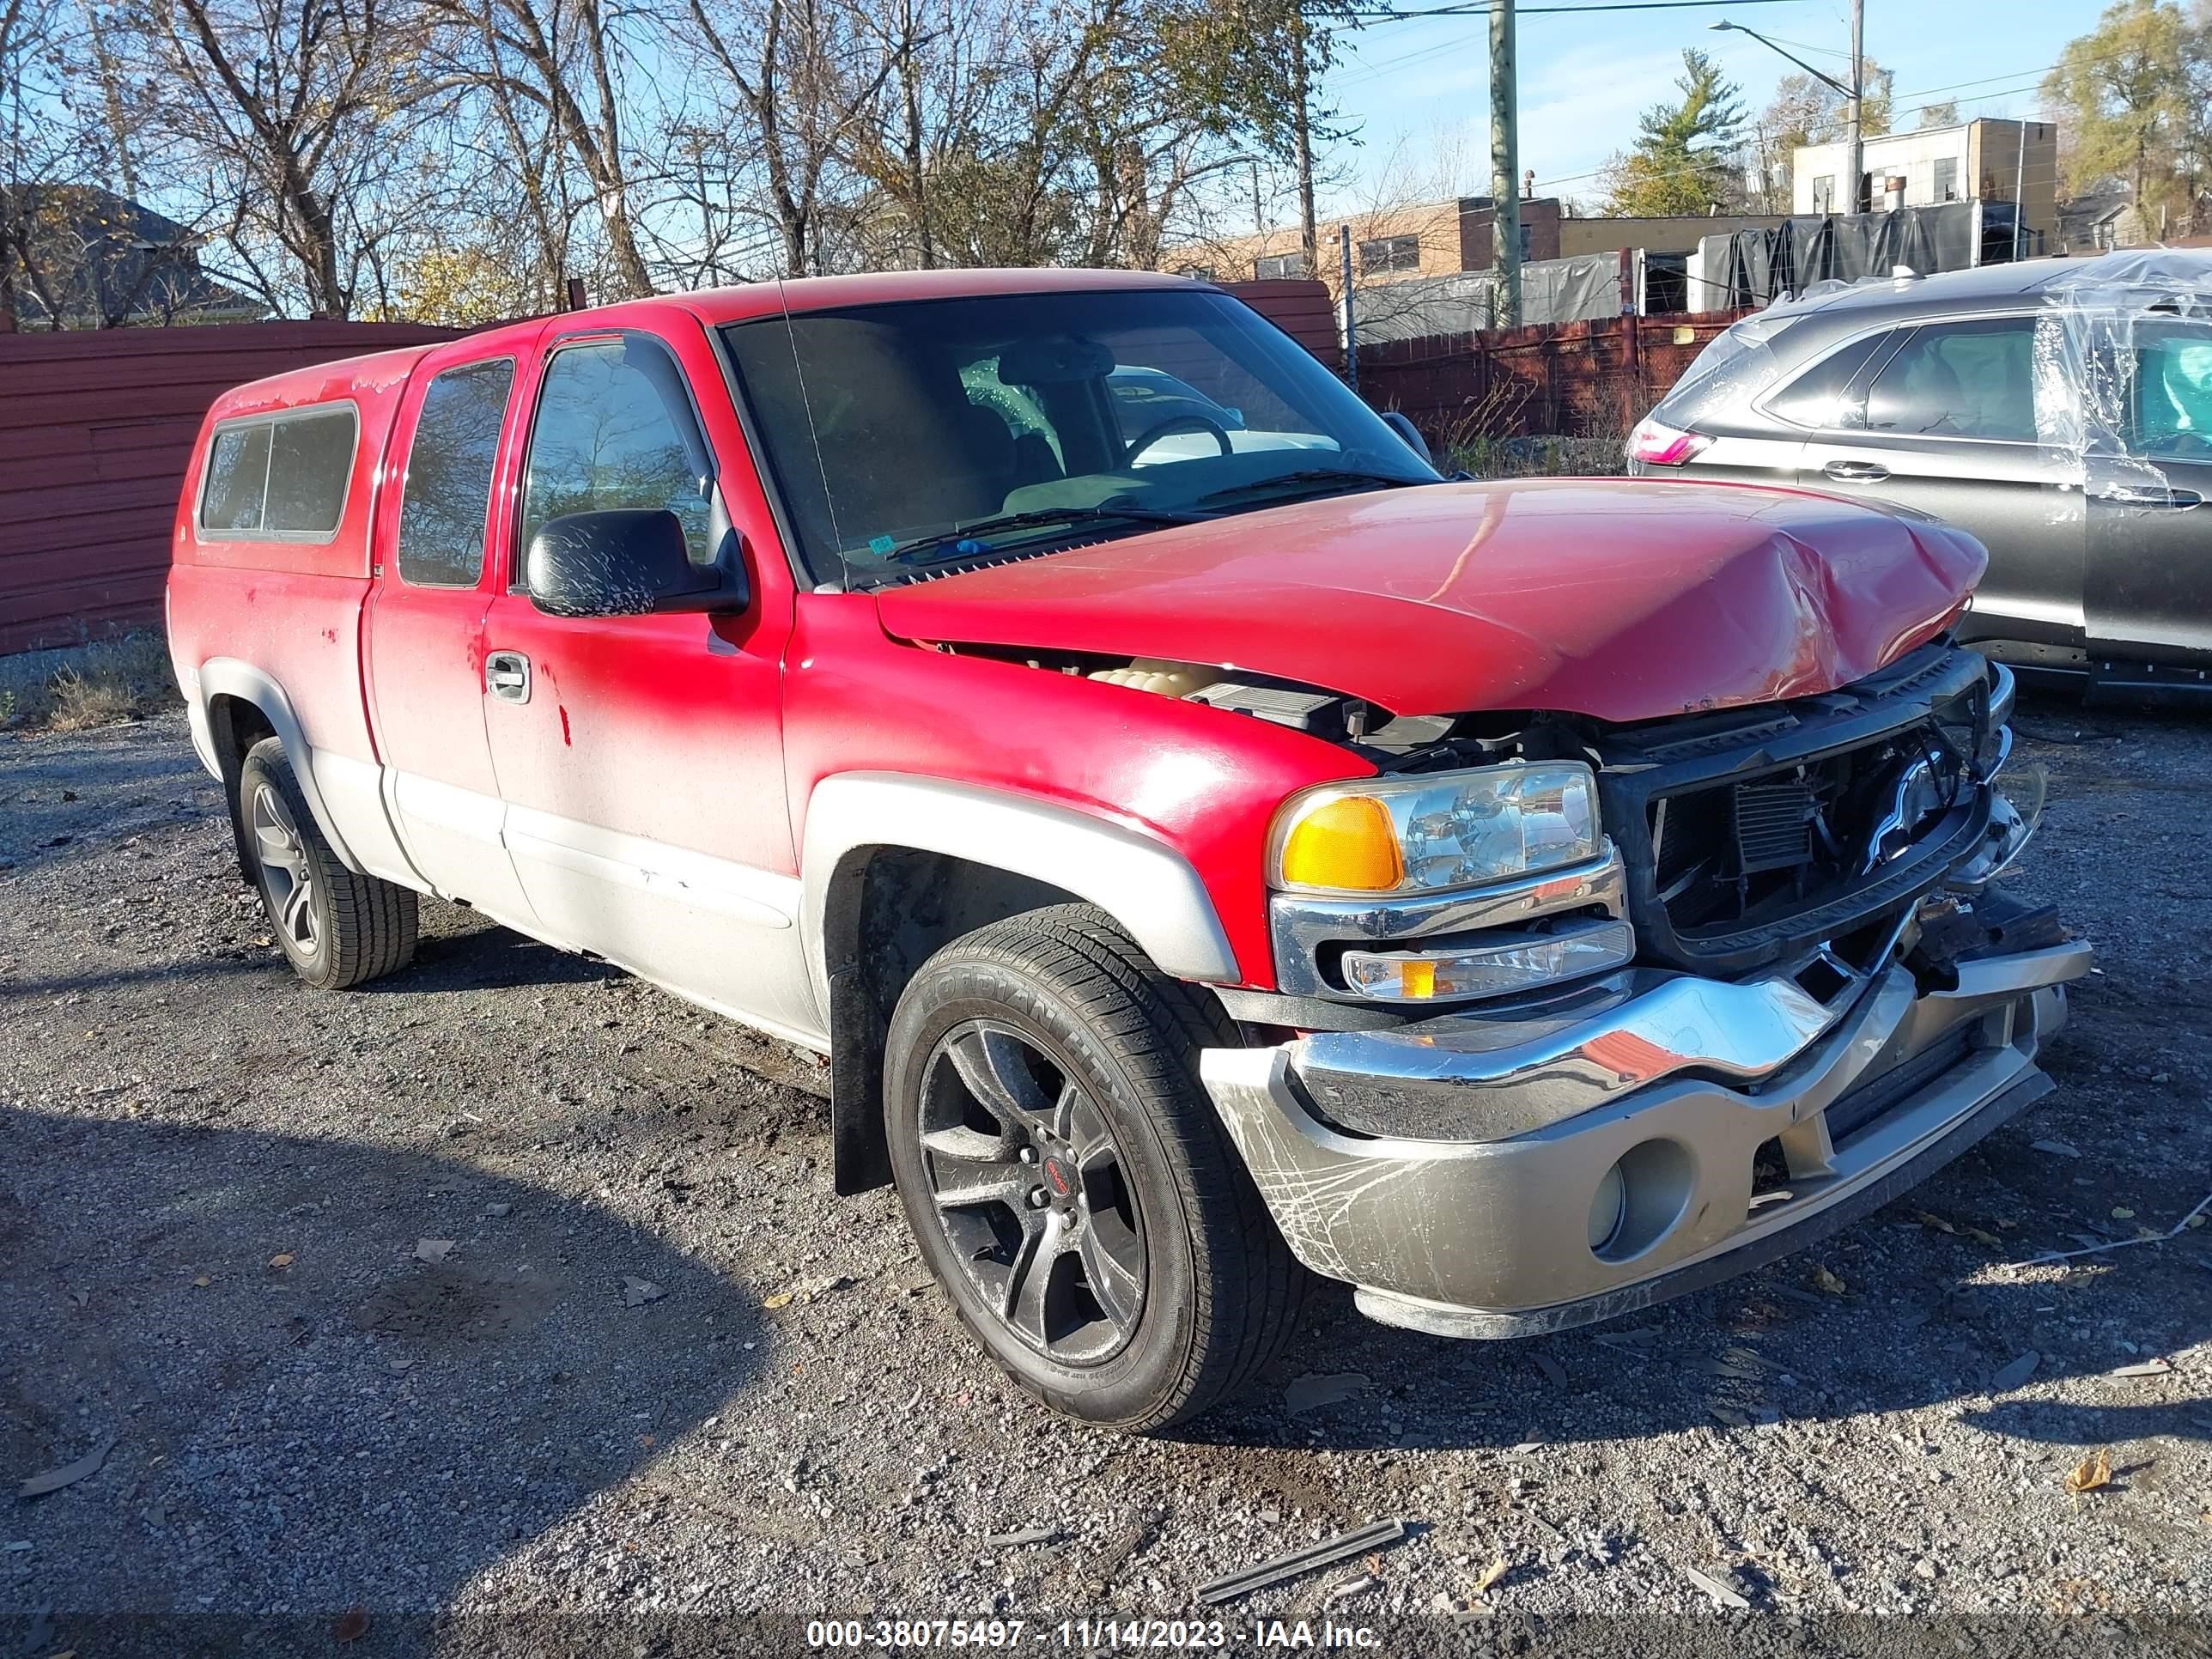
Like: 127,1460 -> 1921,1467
1194,469 -> 1425,508
875,504 -> 1208,568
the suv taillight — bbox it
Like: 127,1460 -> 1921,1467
1626,416 -> 1712,467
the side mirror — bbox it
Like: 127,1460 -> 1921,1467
525,508 -> 747,619
1380,410 -> 1435,470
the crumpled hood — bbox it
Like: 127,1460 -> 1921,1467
871,478 -> 1986,722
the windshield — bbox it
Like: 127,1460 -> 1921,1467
720,287 -> 1437,587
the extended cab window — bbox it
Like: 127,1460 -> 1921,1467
198,405 -> 356,539
1864,318 -> 2037,441
516,338 -> 714,581
397,359 -> 515,586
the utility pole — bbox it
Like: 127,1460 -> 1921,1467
1340,224 -> 1358,392
1489,0 -> 1521,326
2011,119 -> 2027,260
1291,8 -> 1319,277
1844,0 -> 1864,213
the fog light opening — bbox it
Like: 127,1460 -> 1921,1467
1588,1161 -> 1627,1253
1590,1138 -> 1696,1264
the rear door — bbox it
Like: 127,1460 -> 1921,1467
2083,315 -> 2212,666
365,333 -> 542,924
477,321 -> 817,1042
1798,313 -> 2086,657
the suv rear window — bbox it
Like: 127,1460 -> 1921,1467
1864,319 -> 2037,441
198,405 -> 358,540
1763,332 -> 1892,428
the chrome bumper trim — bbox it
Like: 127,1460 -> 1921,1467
1294,964 -> 1843,1144
1199,938 -> 2093,1328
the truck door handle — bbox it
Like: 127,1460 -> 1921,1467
486,650 -> 532,703
1822,459 -> 1891,483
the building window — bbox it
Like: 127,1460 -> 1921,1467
1357,234 -> 1421,276
1811,175 -> 1835,215
1252,252 -> 1310,281
1932,157 -> 1959,203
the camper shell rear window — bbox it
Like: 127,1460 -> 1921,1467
197,404 -> 360,543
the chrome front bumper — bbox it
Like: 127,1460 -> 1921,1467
1200,927 -> 2093,1339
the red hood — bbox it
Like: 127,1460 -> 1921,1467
871,478 -> 1985,723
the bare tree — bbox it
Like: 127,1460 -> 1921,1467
684,0 -> 888,276
421,0 -> 658,296
119,0 -> 441,316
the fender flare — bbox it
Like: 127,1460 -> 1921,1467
195,657 -> 365,872
799,772 -> 1240,1007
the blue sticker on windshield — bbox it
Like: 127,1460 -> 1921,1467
869,534 -> 896,556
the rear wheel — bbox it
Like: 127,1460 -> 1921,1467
884,905 -> 1304,1432
237,737 -> 417,990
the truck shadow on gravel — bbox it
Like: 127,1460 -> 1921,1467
363,921 -> 629,995
3,1104 -> 763,1620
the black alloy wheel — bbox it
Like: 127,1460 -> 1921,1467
916,1018 -> 1147,1364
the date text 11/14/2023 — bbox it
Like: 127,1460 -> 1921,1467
804,1619 -> 1387,1649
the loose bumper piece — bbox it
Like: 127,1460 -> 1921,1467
1200,927 -> 2092,1340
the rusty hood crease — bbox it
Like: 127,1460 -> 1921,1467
869,478 -> 1987,723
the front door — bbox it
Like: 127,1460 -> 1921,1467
365,336 -> 540,925
2083,315 -> 2212,667
478,323 -> 817,1043
1798,313 -> 2086,659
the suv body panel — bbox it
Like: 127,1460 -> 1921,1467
1638,250 -> 2212,679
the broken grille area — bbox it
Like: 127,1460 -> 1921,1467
1649,729 -> 1961,941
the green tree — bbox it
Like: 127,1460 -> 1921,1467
1604,48 -> 1747,216
2043,0 -> 2209,226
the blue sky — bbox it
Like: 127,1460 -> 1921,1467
1312,0 -> 2096,214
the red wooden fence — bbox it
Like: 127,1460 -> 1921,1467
0,320 -> 459,654
1221,278 -> 1345,371
1356,310 -> 1751,453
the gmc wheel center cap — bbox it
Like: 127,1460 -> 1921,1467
1042,1154 -> 1079,1205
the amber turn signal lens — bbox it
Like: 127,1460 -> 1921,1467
1278,794 -> 1405,891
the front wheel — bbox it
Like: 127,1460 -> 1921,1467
884,906 -> 1304,1432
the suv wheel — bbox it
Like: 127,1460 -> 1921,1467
237,737 -> 418,990
884,905 -> 1304,1432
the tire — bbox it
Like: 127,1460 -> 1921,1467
884,904 -> 1304,1432
236,736 -> 418,991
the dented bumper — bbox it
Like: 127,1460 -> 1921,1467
1199,921 -> 2092,1340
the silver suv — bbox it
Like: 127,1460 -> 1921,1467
1629,250 -> 2212,692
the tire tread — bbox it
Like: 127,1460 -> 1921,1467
892,902 -> 1304,1432
241,737 -> 418,991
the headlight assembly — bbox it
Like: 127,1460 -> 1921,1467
1268,761 -> 1604,896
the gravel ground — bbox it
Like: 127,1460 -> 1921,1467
3,702 -> 2209,1656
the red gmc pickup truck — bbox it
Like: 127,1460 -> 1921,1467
167,269 -> 2088,1432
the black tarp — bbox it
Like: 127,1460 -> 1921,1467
1699,203 -> 2039,309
